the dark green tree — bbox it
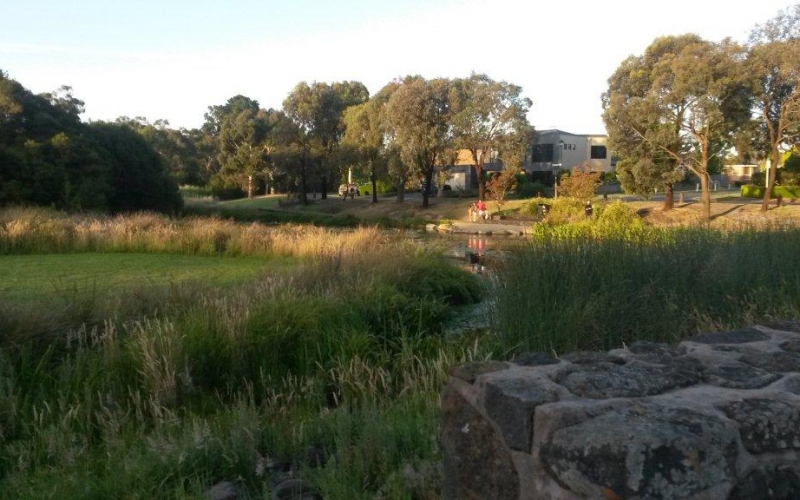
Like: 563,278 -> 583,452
89,122 -> 182,213
282,81 -> 368,200
385,77 -> 453,208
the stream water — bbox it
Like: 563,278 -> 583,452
414,231 -> 527,334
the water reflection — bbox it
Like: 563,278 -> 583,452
442,234 -> 524,274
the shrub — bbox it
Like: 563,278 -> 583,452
784,151 -> 800,173
780,171 -> 800,186
358,180 -> 391,197
209,175 -> 245,200
741,185 -> 800,199
486,168 -> 518,212
558,168 -> 601,201
516,181 -> 549,199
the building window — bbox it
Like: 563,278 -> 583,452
531,144 -> 554,162
591,145 -> 607,159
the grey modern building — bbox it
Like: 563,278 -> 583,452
526,129 -> 614,174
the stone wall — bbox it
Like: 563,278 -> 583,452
441,324 -> 800,499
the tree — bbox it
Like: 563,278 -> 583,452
89,122 -> 182,213
282,81 -> 368,201
202,96 -> 275,198
603,36 -> 748,220
270,109 -> 315,204
486,166 -> 519,213
747,5 -> 800,211
385,77 -> 453,208
217,107 -> 276,198
117,117 -> 204,185
450,74 -> 532,200
0,71 -> 180,213
341,87 -> 392,203
603,35 -> 704,210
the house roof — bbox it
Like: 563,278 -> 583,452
537,129 -> 607,138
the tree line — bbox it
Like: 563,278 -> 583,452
201,74 -> 532,208
603,4 -> 800,219
0,75 -> 183,213
0,71 -> 533,213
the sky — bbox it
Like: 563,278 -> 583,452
1,0 -> 795,135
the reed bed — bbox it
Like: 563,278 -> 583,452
0,207 -> 384,259
492,224 -> 800,355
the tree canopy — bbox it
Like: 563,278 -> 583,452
747,4 -> 800,211
450,73 -> 532,200
0,71 -> 181,213
603,36 -> 750,219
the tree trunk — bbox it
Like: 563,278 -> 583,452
761,147 -> 779,212
663,183 -> 674,211
371,169 -> 378,204
247,175 -> 254,199
320,175 -> 327,200
699,173 -> 711,221
299,161 -> 309,205
476,165 -> 485,200
422,169 -> 434,208
396,179 -> 405,203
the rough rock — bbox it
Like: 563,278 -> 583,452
554,359 -> 701,399
441,324 -> 800,499
540,404 -> 738,499
561,351 -> 626,365
783,376 -> 800,395
449,361 -> 508,384
485,375 -> 557,451
627,341 -> 686,364
441,384 -> 519,499
207,481 -> 240,500
739,350 -> 800,373
704,361 -> 780,389
721,397 -> 800,454
729,466 -> 800,499
512,351 -> 559,366
271,479 -> 321,500
688,328 -> 769,344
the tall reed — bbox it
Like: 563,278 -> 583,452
492,226 -> 800,355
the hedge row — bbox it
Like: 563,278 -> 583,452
741,184 -> 800,199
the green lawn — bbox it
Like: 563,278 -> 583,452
0,252 -> 273,301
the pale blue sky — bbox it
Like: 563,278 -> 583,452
1,0 -> 794,134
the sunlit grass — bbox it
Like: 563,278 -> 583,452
0,253 -> 275,301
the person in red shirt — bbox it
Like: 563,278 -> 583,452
476,200 -> 487,220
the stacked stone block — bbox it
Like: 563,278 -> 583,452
441,325 -> 800,499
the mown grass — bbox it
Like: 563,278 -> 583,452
492,220 -> 800,355
0,253 -> 275,301
0,207 -> 486,499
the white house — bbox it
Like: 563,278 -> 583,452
526,129 -> 614,174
